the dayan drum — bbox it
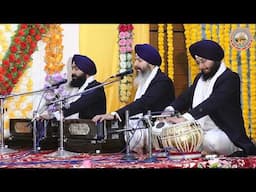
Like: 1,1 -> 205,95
152,121 -> 168,150
152,120 -> 203,153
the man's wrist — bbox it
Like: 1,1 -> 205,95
110,112 -> 122,122
165,106 -> 175,112
110,112 -> 117,118
182,112 -> 194,121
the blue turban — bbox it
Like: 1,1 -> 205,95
189,40 -> 224,61
71,54 -> 97,75
135,44 -> 162,66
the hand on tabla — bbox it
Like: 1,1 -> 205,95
165,116 -> 187,124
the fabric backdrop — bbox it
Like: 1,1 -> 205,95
79,24 -> 149,112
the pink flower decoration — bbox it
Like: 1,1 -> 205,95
120,47 -> 127,53
119,32 -> 126,38
124,31 -> 131,38
118,24 -> 134,103
119,39 -> 127,46
126,46 -> 133,52
126,39 -> 133,45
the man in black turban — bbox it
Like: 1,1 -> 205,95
163,39 -> 256,157
92,43 -> 175,154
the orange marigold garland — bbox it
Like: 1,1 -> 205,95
158,24 -> 165,73
42,24 -> 67,112
167,24 -> 174,79
249,24 -> 256,140
43,24 -> 64,74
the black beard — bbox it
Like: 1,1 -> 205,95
202,61 -> 221,81
70,75 -> 86,88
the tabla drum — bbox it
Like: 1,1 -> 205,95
152,121 -> 172,150
152,120 -> 203,154
160,120 -> 203,153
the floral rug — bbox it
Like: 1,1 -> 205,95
1,149 -> 256,168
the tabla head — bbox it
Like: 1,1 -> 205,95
152,121 -> 173,136
160,120 -> 203,153
152,121 -> 173,151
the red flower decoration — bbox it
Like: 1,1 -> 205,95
0,24 -> 49,95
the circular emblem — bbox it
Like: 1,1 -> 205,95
230,28 -> 253,51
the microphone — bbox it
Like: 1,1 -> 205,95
46,79 -> 68,88
110,69 -> 133,78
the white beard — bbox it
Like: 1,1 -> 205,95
134,69 -> 151,87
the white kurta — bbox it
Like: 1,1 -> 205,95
127,66 -> 159,154
186,63 -> 241,155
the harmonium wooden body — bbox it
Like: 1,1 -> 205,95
6,118 -> 59,150
6,118 -> 125,153
63,119 -> 125,153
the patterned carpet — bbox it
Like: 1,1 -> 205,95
1,149 -> 256,168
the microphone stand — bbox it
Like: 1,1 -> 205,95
0,85 -> 62,154
45,76 -> 125,158
45,77 -> 124,107
121,110 -> 137,161
32,110 -> 41,153
143,110 -> 157,163
0,96 -> 17,154
46,96 -> 79,158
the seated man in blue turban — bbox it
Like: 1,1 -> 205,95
62,54 -> 106,119
43,54 -> 106,120
163,39 -> 256,157
92,43 -> 175,154
36,54 -> 106,149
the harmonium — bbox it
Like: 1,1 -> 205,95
6,118 -> 125,153
63,119 -> 125,153
6,118 -> 59,150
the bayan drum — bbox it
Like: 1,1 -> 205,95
152,120 -> 203,158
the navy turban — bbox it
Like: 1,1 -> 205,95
189,40 -> 224,61
71,54 -> 97,75
135,44 -> 162,66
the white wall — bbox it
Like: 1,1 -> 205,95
31,24 -> 80,112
